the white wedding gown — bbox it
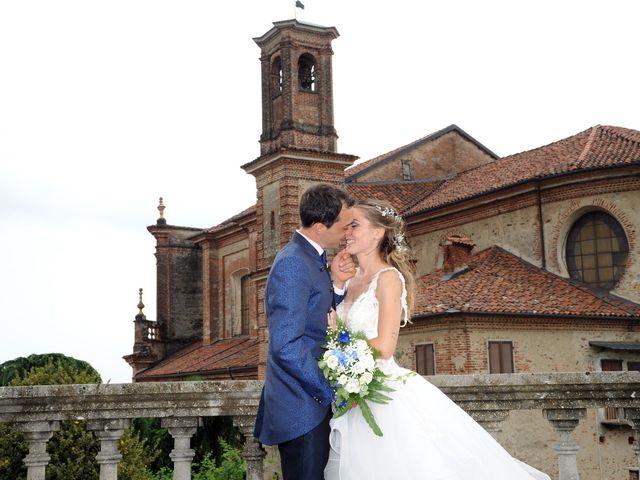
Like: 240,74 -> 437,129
324,267 -> 550,480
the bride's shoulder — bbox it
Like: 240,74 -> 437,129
376,267 -> 404,288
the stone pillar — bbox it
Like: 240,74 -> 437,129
625,408 -> 640,470
470,410 -> 510,439
233,415 -> 265,480
15,420 -> 60,480
544,408 -> 586,480
87,418 -> 130,480
162,417 -> 200,480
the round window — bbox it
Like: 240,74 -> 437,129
565,211 -> 628,289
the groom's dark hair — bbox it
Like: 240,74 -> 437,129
300,184 -> 353,228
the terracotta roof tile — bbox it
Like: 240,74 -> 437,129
415,246 -> 640,318
205,204 -> 256,233
136,337 -> 259,379
408,125 -> 640,214
346,180 -> 443,214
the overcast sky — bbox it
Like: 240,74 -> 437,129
1,0 -> 639,384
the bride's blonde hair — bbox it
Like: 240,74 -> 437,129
355,199 -> 416,318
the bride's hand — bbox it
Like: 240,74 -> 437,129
327,308 -> 337,330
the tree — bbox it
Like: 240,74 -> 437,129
0,353 -> 101,387
0,354 -> 156,480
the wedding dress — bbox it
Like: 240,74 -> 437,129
324,267 -> 550,480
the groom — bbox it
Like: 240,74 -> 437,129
254,183 -> 354,480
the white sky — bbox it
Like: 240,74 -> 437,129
1,1 -> 639,384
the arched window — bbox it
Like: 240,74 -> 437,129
565,211 -> 629,289
271,56 -> 282,97
298,53 -> 316,91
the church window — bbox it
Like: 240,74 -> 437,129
270,211 -> 276,230
565,211 -> 628,290
415,343 -> 435,375
298,53 -> 316,91
488,341 -> 514,373
401,159 -> 414,180
271,56 -> 282,97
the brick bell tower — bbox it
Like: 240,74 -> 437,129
242,20 -> 357,377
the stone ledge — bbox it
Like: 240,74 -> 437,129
1,373 -> 639,423
0,380 -> 263,422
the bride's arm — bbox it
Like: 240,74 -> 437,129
368,271 -> 403,359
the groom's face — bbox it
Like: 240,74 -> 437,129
318,203 -> 353,249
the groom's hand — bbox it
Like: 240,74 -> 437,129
330,249 -> 356,288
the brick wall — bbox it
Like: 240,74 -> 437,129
355,130 -> 494,182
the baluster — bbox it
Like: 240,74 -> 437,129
87,418 -> 130,480
469,410 -> 510,439
15,420 -> 60,480
162,417 -> 201,480
544,408 -> 586,480
233,415 -> 266,480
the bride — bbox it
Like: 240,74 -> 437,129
324,199 -> 550,480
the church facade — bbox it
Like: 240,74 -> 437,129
124,19 -> 640,479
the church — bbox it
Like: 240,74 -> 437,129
124,19 -> 640,478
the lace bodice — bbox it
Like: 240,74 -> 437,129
337,267 -> 408,340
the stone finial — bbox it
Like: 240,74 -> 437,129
137,288 -> 146,319
157,197 -> 167,225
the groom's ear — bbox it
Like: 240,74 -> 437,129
313,222 -> 327,234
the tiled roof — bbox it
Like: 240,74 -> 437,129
345,124 -> 498,180
408,125 -> 640,214
136,337 -> 259,379
346,180 -> 443,214
414,246 -> 640,318
204,204 -> 256,233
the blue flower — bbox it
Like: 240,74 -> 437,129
336,350 -> 349,367
338,330 -> 350,344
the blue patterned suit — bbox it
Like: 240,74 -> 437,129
254,232 -> 341,451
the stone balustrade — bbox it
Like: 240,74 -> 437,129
1,372 -> 639,480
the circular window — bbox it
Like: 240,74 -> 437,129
565,211 -> 629,289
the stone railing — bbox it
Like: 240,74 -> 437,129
1,372 -> 639,480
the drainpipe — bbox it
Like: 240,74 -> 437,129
537,181 -> 547,270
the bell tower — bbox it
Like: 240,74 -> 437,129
243,20 -> 357,377
254,19 -> 339,154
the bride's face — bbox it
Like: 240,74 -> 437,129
345,207 -> 385,256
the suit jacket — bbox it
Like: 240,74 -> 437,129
254,232 -> 342,445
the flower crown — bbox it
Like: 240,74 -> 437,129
374,205 -> 408,253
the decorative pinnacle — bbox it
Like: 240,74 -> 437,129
137,288 -> 145,317
157,197 -> 167,225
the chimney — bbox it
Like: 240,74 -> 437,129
442,235 -> 475,273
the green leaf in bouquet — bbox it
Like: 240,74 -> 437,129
368,378 -> 395,393
357,400 -> 383,437
366,391 -> 394,404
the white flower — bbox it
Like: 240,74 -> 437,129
359,371 -> 373,385
345,378 -> 361,394
352,361 -> 366,374
355,339 -> 369,352
325,354 -> 339,370
338,374 -> 349,385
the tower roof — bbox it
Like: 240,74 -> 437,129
253,19 -> 339,46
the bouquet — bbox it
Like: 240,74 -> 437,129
318,319 -> 395,436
